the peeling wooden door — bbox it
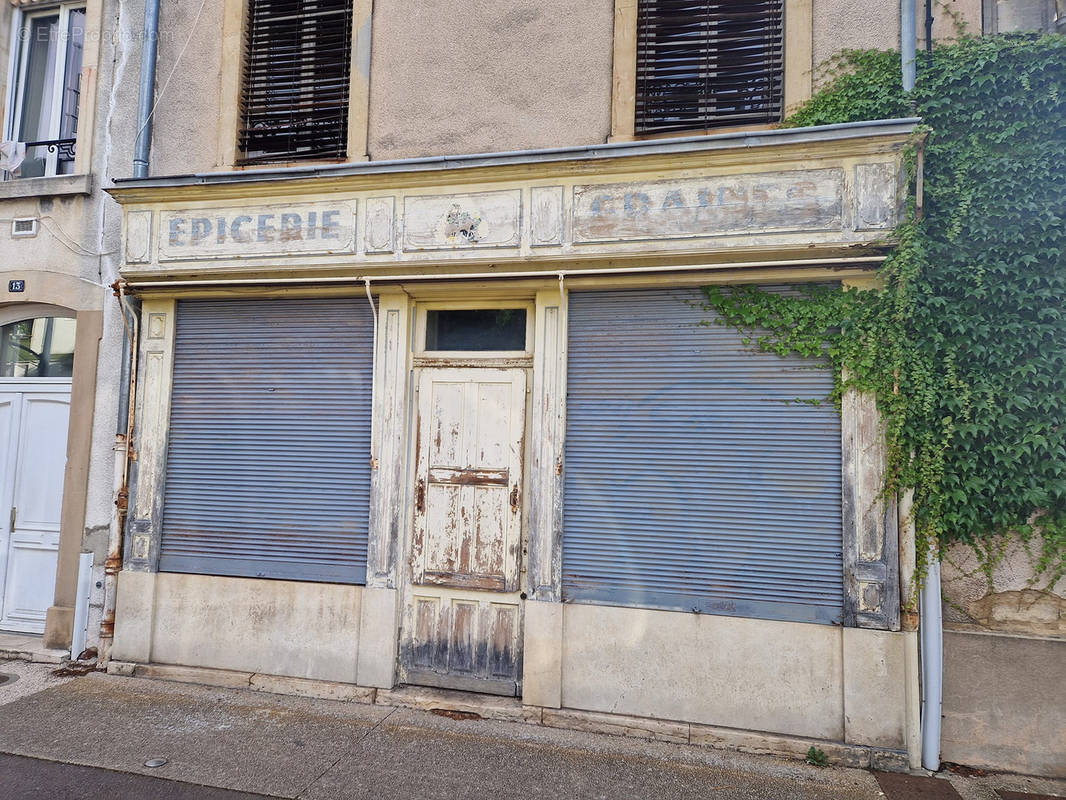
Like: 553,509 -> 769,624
401,368 -> 526,696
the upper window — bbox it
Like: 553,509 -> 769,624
238,0 -> 354,165
635,0 -> 784,135
3,4 -> 85,179
0,317 -> 77,378
983,0 -> 1066,33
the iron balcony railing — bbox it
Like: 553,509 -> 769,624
22,138 -> 78,161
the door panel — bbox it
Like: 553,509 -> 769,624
1,391 -> 69,633
404,589 -> 523,695
411,370 -> 524,591
402,368 -> 526,696
0,393 -> 21,624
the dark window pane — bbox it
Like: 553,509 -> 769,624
425,309 -> 527,352
0,317 -> 76,377
16,14 -> 60,179
635,0 -> 784,134
238,0 -> 353,165
58,9 -> 85,175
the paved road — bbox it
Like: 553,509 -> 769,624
0,664 -> 1062,800
0,753 -> 271,799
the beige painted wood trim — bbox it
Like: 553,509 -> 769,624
783,0 -> 814,115
841,383 -> 901,631
527,287 -> 567,600
610,0 -> 814,141
217,0 -> 372,167
127,299 -> 176,571
366,292 -> 410,588
216,0 -> 247,169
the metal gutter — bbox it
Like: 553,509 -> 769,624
110,118 -> 921,191
132,0 -> 161,178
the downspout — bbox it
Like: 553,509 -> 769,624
903,0 -> 943,772
132,0 -> 161,178
925,0 -> 935,64
920,551 -> 943,771
99,281 -> 139,660
902,0 -> 917,94
104,0 -> 157,649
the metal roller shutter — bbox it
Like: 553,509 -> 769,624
563,287 -> 843,624
159,298 -> 373,584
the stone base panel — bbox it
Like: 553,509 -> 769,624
105,660 -> 908,773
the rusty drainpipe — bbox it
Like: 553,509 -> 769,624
99,280 -> 139,659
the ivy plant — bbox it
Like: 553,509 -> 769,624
702,34 -> 1066,592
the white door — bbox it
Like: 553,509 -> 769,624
0,388 -> 70,633
400,368 -> 526,696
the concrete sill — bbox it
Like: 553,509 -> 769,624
0,173 -> 92,200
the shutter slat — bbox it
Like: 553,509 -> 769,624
159,298 -> 373,584
635,0 -> 784,134
562,288 -> 844,625
238,0 -> 353,164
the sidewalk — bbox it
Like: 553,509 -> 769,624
0,661 -> 1062,800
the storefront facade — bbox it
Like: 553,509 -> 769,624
108,119 -> 919,764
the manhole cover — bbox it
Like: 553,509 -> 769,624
0,672 -> 18,686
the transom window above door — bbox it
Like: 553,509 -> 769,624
0,317 -> 76,378
425,309 -> 527,352
3,3 -> 85,179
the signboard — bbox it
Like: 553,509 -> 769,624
158,201 -> 357,262
402,190 -> 522,250
572,169 -> 844,244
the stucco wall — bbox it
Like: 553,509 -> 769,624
366,0 -> 614,160
136,0 -> 991,169
942,629 -> 1066,777
812,0 -> 899,81
926,0 -> 985,42
113,571 -> 368,683
149,0 -> 226,175
812,1 -> 982,83
941,534 -> 1066,636
551,602 -> 908,748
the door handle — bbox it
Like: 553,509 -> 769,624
510,484 -> 519,515
8,507 -> 14,531
415,479 -> 425,514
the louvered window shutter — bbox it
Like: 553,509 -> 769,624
636,0 -> 784,134
238,0 -> 353,165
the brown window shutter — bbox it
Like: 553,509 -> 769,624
635,0 -> 784,135
238,0 -> 353,165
